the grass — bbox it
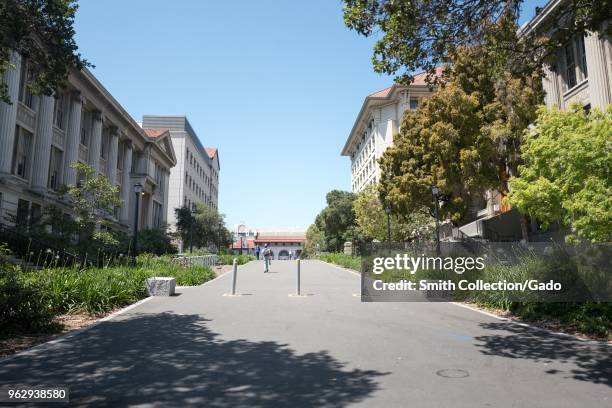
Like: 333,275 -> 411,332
219,254 -> 255,265
1,253 -> 216,335
316,253 -> 361,271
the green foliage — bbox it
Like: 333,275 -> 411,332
175,205 -> 232,251
316,253 -> 361,271
380,40 -> 542,225
341,0 -> 608,85
0,244 -> 56,336
354,183 -> 434,241
137,226 -> 177,255
314,190 -> 357,252
218,254 -> 255,265
507,105 -> 612,242
0,0 -> 90,104
303,223 -> 325,256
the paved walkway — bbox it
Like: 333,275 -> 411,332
0,260 -> 610,407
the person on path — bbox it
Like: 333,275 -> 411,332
263,244 -> 272,273
255,246 -> 260,260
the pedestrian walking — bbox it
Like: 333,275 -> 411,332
263,244 -> 273,273
255,246 -> 260,260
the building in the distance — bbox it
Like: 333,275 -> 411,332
0,54 -> 175,233
254,231 -> 306,260
341,68 -> 442,193
141,115 -> 220,237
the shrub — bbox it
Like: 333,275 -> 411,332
316,253 -> 361,271
138,227 -> 177,255
219,254 -> 255,265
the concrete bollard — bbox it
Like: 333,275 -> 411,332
297,259 -> 301,296
231,258 -> 238,296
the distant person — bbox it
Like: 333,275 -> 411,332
288,250 -> 293,260
255,246 -> 260,260
263,244 -> 273,273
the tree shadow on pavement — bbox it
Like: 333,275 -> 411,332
474,322 -> 611,387
0,313 -> 387,407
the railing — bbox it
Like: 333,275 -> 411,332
173,255 -> 219,268
0,223 -> 81,268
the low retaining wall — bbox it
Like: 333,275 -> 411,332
174,255 -> 219,268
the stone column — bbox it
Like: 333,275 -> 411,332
107,127 -> 119,185
584,32 -> 612,109
542,64 -> 560,107
88,111 -> 102,172
63,92 -> 83,186
30,95 -> 55,192
0,52 -> 22,175
120,142 -> 132,223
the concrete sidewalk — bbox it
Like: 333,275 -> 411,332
0,260 -> 610,407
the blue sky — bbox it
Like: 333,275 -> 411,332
74,0 -> 546,230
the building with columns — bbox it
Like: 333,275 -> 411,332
521,0 -> 611,110
0,53 -> 176,233
142,116 -> 220,235
341,68 -> 442,193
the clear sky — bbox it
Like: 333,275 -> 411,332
74,0 -> 546,231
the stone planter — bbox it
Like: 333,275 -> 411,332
145,277 -> 176,296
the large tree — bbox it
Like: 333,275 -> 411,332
342,0 -> 611,84
303,223 -> 326,256
379,24 -> 542,227
0,0 -> 89,104
314,190 -> 357,252
507,104 -> 612,243
175,204 -> 232,252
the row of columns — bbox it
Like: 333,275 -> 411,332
0,53 -> 135,225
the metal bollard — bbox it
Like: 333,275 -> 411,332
297,259 -> 301,296
231,258 -> 238,295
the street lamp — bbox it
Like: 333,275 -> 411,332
132,182 -> 144,263
384,205 -> 392,243
189,208 -> 196,253
217,221 -> 223,255
431,185 -> 440,255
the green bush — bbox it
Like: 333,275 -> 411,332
219,254 -> 255,265
316,253 -> 361,271
137,227 -> 177,255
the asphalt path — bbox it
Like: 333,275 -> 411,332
0,260 -> 610,407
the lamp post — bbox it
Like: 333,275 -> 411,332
384,205 -> 392,243
217,221 -> 223,254
189,208 -> 196,253
431,185 -> 440,255
132,182 -> 143,264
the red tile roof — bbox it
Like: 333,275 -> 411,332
231,239 -> 255,249
143,128 -> 169,138
368,67 -> 445,98
205,147 -> 217,158
254,235 -> 306,243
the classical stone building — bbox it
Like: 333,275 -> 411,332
141,115 -> 219,236
521,0 -> 611,111
341,68 -> 442,193
0,54 -> 176,233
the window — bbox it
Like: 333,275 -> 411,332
18,61 -> 34,109
410,97 -> 419,110
152,201 -> 163,228
564,43 -> 577,89
48,147 -> 62,190
80,110 -> 91,146
576,36 -> 588,79
101,128 -> 109,160
12,126 -> 32,179
53,93 -> 66,129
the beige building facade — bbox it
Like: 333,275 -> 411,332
0,53 -> 176,234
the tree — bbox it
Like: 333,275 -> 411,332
507,104 -> 612,243
0,0 -> 89,103
175,204 -> 231,252
303,223 -> 325,256
379,33 -> 542,227
314,190 -> 357,252
354,184 -> 434,242
342,0 -> 610,85
137,226 -> 177,255
64,162 -> 121,251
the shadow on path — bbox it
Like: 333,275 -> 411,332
0,313 -> 387,407
474,322 -> 611,387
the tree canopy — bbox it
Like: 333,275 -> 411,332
314,190 -> 357,251
0,0 -> 89,103
342,0 -> 611,85
507,104 -> 612,243
175,205 -> 232,252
